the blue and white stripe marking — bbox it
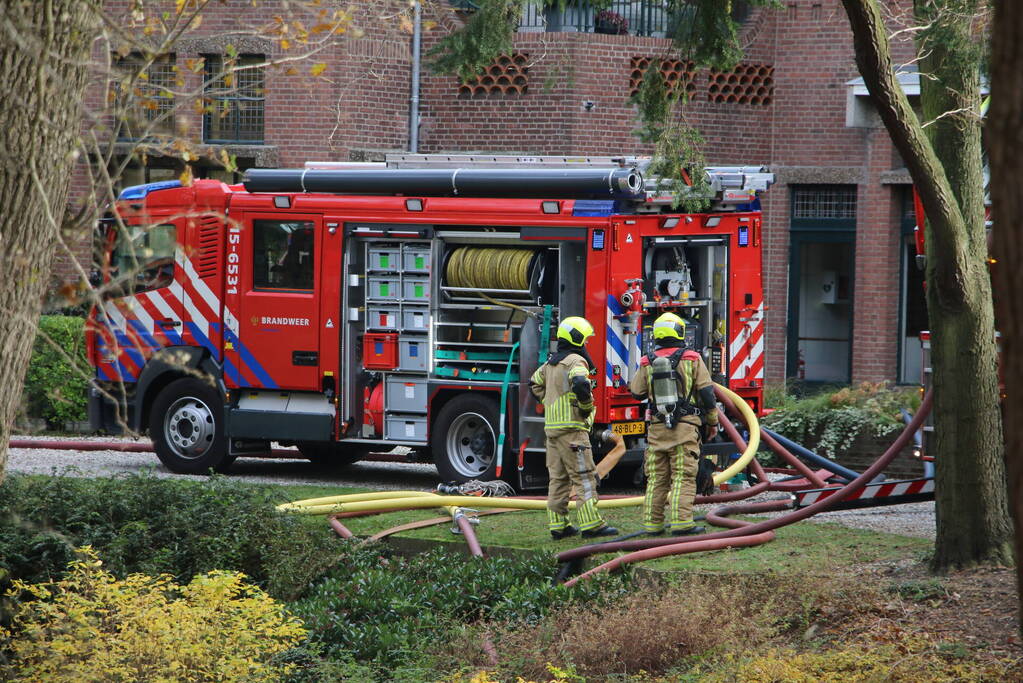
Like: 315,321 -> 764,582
605,295 -> 642,387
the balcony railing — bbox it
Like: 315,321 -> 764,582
452,1 -> 750,38
518,1 -> 674,37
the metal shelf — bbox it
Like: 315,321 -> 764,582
435,358 -> 514,366
430,377 -> 506,384
434,321 -> 521,329
436,302 -> 544,312
435,340 -> 518,348
442,285 -> 532,297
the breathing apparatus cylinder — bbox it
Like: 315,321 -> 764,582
650,355 -> 679,428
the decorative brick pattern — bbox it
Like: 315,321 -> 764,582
628,56 -> 695,98
457,53 -> 529,97
707,62 -> 774,105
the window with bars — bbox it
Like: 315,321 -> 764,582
113,53 -> 176,140
791,185 -> 857,220
203,54 -> 265,144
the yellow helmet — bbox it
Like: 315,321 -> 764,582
652,312 -> 686,341
557,316 -> 595,347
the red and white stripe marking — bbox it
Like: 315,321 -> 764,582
95,252 -> 236,377
796,478 -> 934,507
729,300 -> 764,381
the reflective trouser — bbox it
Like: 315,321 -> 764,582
643,423 -> 701,533
545,428 -> 605,532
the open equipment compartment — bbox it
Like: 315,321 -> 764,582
642,234 -> 730,381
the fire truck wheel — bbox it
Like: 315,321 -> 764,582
149,377 -> 231,474
297,443 -> 363,469
431,394 -> 503,483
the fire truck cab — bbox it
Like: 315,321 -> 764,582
88,155 -> 771,489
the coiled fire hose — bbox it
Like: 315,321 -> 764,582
446,246 -> 535,291
445,246 -> 540,318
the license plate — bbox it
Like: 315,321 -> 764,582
611,421 -> 645,435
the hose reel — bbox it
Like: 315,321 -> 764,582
444,246 -> 542,300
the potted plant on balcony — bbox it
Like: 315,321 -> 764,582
594,8 -> 628,35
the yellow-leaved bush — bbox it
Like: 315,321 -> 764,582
1,547 -> 307,682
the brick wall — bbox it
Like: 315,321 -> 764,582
62,0 -> 918,385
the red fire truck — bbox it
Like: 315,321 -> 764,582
87,155 -> 771,489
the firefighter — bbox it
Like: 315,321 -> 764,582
530,316 -> 618,540
629,312 -> 719,536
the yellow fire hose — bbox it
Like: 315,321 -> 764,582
277,490 -> 437,511
279,383 -> 760,516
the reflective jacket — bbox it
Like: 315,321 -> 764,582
530,353 -> 594,433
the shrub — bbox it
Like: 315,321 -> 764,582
21,314 -> 89,430
762,382 -> 921,456
700,634 -> 1022,682
1,547 -> 306,682
439,572 -> 891,681
291,546 -> 633,673
0,473 -> 341,602
452,577 -> 774,680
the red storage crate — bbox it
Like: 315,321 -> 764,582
364,333 -> 399,369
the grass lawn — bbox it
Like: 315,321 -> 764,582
272,483 -> 932,575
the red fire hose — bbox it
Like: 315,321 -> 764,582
714,387 -> 828,489
563,499 -> 791,587
453,510 -> 485,558
556,392 -> 932,573
328,515 -> 355,540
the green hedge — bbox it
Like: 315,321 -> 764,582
21,315 -> 89,430
0,474 -> 342,602
291,546 -> 631,671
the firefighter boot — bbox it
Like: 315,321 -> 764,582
581,524 -> 619,538
670,525 -> 706,537
548,509 -> 577,540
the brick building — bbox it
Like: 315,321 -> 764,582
69,0 -> 927,387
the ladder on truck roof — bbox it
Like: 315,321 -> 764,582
302,154 -> 774,211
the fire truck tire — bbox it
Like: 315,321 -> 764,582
149,378 -> 231,474
297,443 -> 363,469
431,394 -> 504,483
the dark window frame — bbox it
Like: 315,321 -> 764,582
112,52 -> 177,141
790,184 -> 858,231
252,220 -> 315,291
203,54 -> 266,144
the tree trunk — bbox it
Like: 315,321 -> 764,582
0,1 -> 97,483
989,0 -> 1023,634
914,0 -> 1013,570
839,0 -> 1012,569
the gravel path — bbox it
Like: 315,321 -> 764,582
5,437 -> 936,539
6,439 -> 439,491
